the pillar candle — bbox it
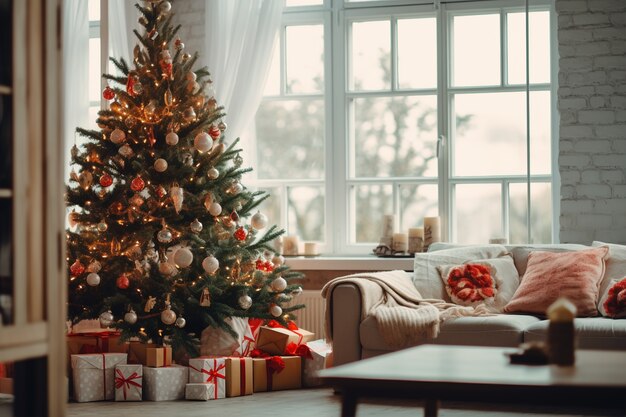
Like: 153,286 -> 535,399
408,227 -> 424,254
392,233 -> 408,253
304,242 -> 318,256
282,235 -> 300,256
423,216 -> 441,251
382,214 -> 395,238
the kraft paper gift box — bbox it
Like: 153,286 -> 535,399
255,326 -> 314,355
188,357 -> 226,399
71,353 -> 128,402
67,331 -> 127,373
114,364 -> 142,401
127,341 -> 158,365
252,356 -> 302,392
145,346 -> 172,368
225,357 -> 253,397
142,364 -> 188,401
185,383 -> 215,401
302,339 -> 333,387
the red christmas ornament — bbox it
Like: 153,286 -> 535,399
102,86 -> 115,100
155,185 -> 167,199
130,176 -> 145,192
255,259 -> 265,270
99,173 -> 113,188
116,274 -> 130,289
70,259 -> 85,277
234,227 -> 247,241
209,125 -> 221,140
230,211 -> 239,222
263,261 -> 274,272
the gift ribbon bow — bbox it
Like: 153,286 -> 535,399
265,356 -> 285,391
114,369 -> 141,400
267,320 -> 305,350
285,342 -> 313,359
250,348 -> 269,358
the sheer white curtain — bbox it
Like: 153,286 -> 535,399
109,0 -> 137,66
62,0 -> 89,181
204,0 -> 284,147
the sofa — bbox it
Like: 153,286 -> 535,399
325,242 -> 626,367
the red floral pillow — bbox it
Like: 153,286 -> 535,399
601,277 -> 626,318
441,263 -> 497,306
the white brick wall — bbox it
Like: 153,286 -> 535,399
557,0 -> 626,244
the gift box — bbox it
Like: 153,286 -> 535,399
114,364 -> 142,401
188,357 -> 226,399
200,317 -> 255,357
67,331 -> 127,372
225,357 -> 253,397
145,346 -> 172,368
252,356 -> 301,392
185,383 -> 215,401
71,353 -> 128,402
0,377 -> 12,395
143,364 -> 188,401
256,325 -> 314,355
302,339 -> 333,387
127,341 -> 158,365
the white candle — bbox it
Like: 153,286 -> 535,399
392,233 -> 408,253
282,235 -> 300,256
274,236 -> 284,254
423,216 -> 441,251
304,242 -> 318,256
408,227 -> 424,254
382,214 -> 395,238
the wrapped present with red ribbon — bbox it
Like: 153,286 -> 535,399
188,357 -> 226,399
143,364 -> 188,401
145,346 -> 172,368
200,317 -> 256,357
252,356 -> 301,392
127,341 -> 158,365
71,353 -> 128,402
302,339 -> 333,387
255,321 -> 314,356
67,331 -> 127,370
225,357 -> 253,397
114,364 -> 142,401
185,383 -> 215,401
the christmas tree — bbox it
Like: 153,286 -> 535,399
66,0 -> 304,355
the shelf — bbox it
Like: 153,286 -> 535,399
0,190 -> 12,198
0,86 -> 11,95
284,255 -> 414,271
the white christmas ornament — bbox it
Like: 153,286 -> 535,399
271,277 -> 287,292
238,295 -> 253,310
86,272 -> 100,286
161,305 -> 177,325
201,255 -> 219,274
270,305 -> 283,317
251,211 -> 268,230
173,247 -> 193,268
154,158 -> 168,172
158,261 -> 177,277
207,167 -> 219,179
170,184 -> 184,213
166,131 -> 179,146
99,310 -> 114,327
118,144 -> 134,158
190,218 -> 203,233
194,132 -> 212,153
157,227 -> 173,243
175,317 -> 186,328
272,255 -> 285,267
208,202 -> 222,216
124,309 -> 138,324
110,128 -> 126,144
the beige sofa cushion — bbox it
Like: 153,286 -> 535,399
524,318 -> 626,350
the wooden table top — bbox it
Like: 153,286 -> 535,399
319,344 -> 626,389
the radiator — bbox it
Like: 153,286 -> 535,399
289,290 -> 326,340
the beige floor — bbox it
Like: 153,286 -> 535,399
64,388 -> 622,417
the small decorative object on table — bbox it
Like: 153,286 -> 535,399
507,342 -> 549,365
547,297 -> 577,366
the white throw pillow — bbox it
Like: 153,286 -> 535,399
598,278 -> 626,319
412,245 -> 507,300
437,254 -> 520,312
592,241 -> 626,317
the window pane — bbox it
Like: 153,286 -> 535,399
286,0 -> 323,6
286,25 -> 324,94
529,91 -> 551,175
353,95 -> 437,178
88,0 -> 100,21
352,184 -> 393,243
351,20 -> 390,91
263,38 -> 280,96
288,186 -> 324,242
398,17 -> 437,89
507,11 -> 550,85
0,95 -> 12,188
89,38 -> 101,102
399,184 -> 439,231
0,198 -> 12,325
509,182 -> 552,244
255,99 -> 325,180
452,14 -> 500,87
258,186 -> 282,234
454,183 -> 502,244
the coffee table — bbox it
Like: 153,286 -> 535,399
318,344 -> 626,417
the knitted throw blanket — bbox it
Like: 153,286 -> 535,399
321,270 -> 492,349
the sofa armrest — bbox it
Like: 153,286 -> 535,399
329,280 -> 384,367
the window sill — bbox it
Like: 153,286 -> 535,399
283,255 -> 414,271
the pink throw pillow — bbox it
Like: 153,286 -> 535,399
601,277 -> 626,318
504,246 -> 609,317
